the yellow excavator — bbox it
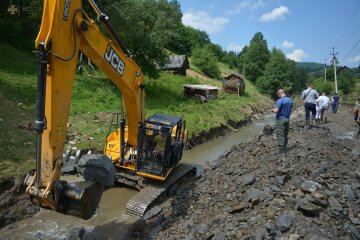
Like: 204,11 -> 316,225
25,0 -> 189,219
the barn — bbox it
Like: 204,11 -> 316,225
162,55 -> 189,76
223,73 -> 246,96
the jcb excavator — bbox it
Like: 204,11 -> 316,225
25,0 -> 191,219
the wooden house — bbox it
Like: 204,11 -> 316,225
162,55 -> 189,76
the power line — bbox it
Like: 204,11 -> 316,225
334,0 -> 360,47
342,38 -> 360,61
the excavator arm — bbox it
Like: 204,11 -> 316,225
26,0 -> 144,217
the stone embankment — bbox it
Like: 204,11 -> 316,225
132,107 -> 360,240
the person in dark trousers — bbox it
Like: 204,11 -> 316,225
301,84 -> 319,126
354,97 -> 360,138
331,93 -> 341,113
271,89 -> 293,154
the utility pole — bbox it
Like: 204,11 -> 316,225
330,47 -> 338,93
324,59 -> 327,82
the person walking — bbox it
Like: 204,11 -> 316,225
301,84 -> 319,126
315,97 -> 323,124
318,92 -> 330,123
331,93 -> 340,113
354,97 -> 360,138
271,89 -> 293,153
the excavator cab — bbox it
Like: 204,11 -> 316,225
137,114 -> 186,180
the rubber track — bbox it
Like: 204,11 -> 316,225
124,163 -> 196,218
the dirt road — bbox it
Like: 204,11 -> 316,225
131,105 -> 360,239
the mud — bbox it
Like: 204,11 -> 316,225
130,106 -> 360,239
0,175 -> 39,229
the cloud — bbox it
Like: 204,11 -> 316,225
259,6 -> 289,22
226,43 -> 244,53
182,10 -> 229,34
228,0 -> 266,14
286,49 -> 309,62
281,40 -> 294,49
348,54 -> 360,63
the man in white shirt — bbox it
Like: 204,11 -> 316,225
318,92 -> 330,123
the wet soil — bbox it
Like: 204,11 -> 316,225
0,175 -> 39,229
130,106 -> 360,239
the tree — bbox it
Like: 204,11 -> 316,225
104,0 -> 183,78
192,46 -> 221,79
238,45 -> 249,75
167,25 -> 211,55
205,43 -> 224,61
222,51 -> 239,69
338,68 -> 356,95
256,48 -> 298,97
242,32 -> 270,84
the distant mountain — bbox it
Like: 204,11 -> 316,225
296,62 -> 324,74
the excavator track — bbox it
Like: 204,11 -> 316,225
124,163 -> 196,218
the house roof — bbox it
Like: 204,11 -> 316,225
225,73 -> 245,80
162,55 -> 188,69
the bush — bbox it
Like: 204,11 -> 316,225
191,46 -> 221,79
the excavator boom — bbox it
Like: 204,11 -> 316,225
27,0 -> 144,218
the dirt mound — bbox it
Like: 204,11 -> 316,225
131,109 -> 360,239
0,175 -> 39,228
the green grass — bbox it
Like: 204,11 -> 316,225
0,41 -> 271,178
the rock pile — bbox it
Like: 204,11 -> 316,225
132,121 -> 360,239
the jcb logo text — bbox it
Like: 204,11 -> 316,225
104,45 -> 125,76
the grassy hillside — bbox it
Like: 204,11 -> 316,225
0,42 -> 270,178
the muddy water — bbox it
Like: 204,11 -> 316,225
182,114 -> 275,169
0,114 -> 276,239
0,187 -> 138,239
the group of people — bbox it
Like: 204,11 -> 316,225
271,85 -> 359,154
301,84 -> 340,126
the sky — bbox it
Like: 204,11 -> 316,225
178,0 -> 360,67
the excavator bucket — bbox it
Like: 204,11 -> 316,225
53,180 -> 104,220
26,154 -> 115,220
56,154 -> 116,219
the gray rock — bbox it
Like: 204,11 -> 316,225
148,225 -> 162,239
143,206 -> 163,220
77,154 -> 116,187
311,162 -> 327,178
182,217 -> 194,231
270,184 -> 281,192
263,125 -> 274,135
300,180 -> 321,193
298,203 -> 323,217
276,175 -> 288,186
351,218 -> 360,225
245,189 -> 266,202
243,175 -> 256,186
275,214 -> 293,232
349,225 -> 360,240
69,227 -> 85,239
343,184 -> 356,201
214,232 -> 226,240
303,231 -> 330,240
294,176 -> 303,188
229,202 -> 248,214
328,197 -> 342,211
254,228 -> 266,240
